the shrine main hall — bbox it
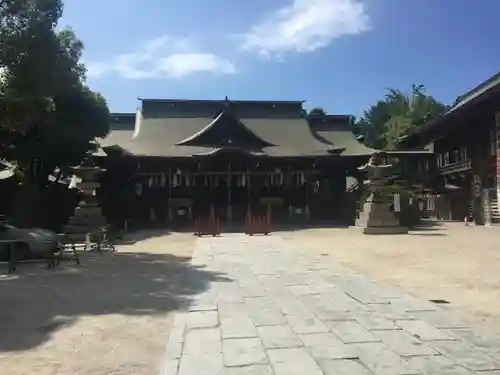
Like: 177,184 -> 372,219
96,98 -> 377,229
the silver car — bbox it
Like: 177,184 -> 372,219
0,221 -> 60,261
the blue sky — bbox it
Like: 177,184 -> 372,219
61,0 -> 499,117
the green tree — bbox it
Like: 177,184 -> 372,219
0,0 -> 110,226
308,107 -> 326,116
356,85 -> 447,149
0,0 -> 110,187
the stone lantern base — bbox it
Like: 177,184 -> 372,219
357,194 -> 408,235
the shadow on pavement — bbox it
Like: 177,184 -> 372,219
0,250 -> 230,352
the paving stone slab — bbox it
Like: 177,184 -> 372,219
165,341 -> 183,360
183,328 -> 222,355
318,359 -> 374,375
351,311 -> 399,330
395,319 -> 456,341
239,284 -> 267,297
186,311 -> 219,329
298,294 -> 354,322
389,296 -> 438,313
368,303 -> 417,321
271,293 -> 312,316
178,353 -> 224,375
223,364 -> 274,375
188,298 -> 218,312
371,329 -> 438,356
244,297 -> 287,326
431,340 -> 500,371
313,305 -> 354,322
218,302 -> 249,319
221,316 -> 257,339
350,342 -> 419,375
446,328 -> 500,351
287,284 -> 318,296
286,314 -> 330,334
404,355 -> 473,375
344,287 -> 391,305
267,347 -> 324,375
410,310 -> 470,329
278,274 -> 308,286
257,325 -> 302,349
222,338 -> 267,367
216,283 -> 245,303
327,321 -> 380,344
300,333 -> 358,360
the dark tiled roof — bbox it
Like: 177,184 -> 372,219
176,109 -> 274,149
309,115 -> 377,156
99,100 -> 374,158
400,72 -> 500,145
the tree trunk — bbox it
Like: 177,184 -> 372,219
12,183 -> 41,227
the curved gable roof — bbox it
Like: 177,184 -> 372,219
176,109 -> 274,149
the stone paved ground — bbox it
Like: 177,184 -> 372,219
162,234 -> 500,375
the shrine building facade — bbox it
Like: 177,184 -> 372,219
95,98 -> 378,230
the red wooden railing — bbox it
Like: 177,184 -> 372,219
193,216 -> 220,237
245,213 -> 271,236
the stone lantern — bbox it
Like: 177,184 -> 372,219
356,152 -> 408,234
65,156 -> 106,247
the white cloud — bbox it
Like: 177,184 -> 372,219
239,0 -> 369,57
157,54 -> 236,78
86,36 -> 236,79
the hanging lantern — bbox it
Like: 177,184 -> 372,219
241,175 -> 246,187
148,177 -> 154,188
173,174 -> 178,187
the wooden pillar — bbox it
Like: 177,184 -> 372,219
496,112 -> 500,205
167,167 -> 172,221
305,171 -> 310,221
246,168 -> 251,217
227,163 -> 232,222
288,163 -> 293,218
471,142 -> 485,225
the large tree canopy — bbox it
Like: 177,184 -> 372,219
355,85 -> 447,150
0,0 -> 110,186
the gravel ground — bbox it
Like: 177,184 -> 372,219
0,230 -> 199,375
